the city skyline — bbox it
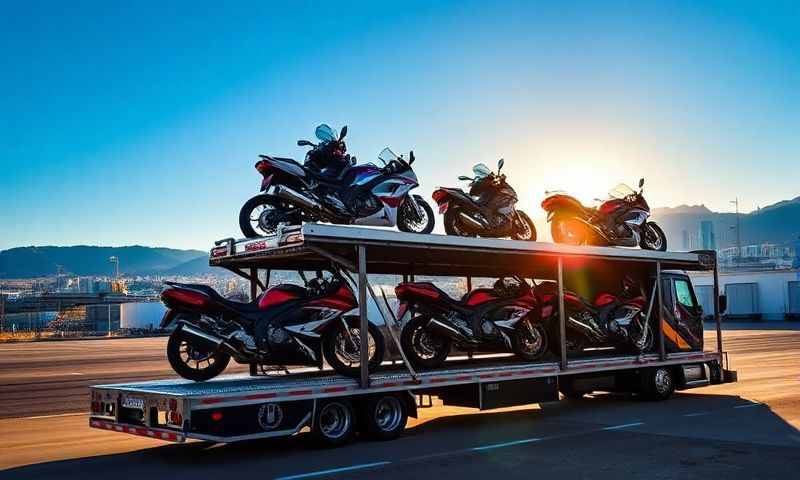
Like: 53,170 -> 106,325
3,1 -> 800,250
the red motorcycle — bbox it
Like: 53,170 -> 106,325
160,269 -> 384,381
535,276 -> 655,355
541,179 -> 667,250
396,277 -> 548,369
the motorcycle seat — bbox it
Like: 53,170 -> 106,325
165,282 -> 261,313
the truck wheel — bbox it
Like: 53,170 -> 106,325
642,367 -> 675,401
361,394 -> 408,441
311,399 -> 356,447
166,330 -> 230,382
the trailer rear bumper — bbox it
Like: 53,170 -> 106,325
89,418 -> 186,443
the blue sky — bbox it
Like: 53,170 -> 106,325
2,0 -> 799,250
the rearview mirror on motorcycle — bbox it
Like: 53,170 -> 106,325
639,178 -> 645,189
497,158 -> 504,172
409,150 -> 415,165
297,140 -> 315,147
339,125 -> 348,140
458,175 -> 473,181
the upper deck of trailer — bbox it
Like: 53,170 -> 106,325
209,224 -> 716,277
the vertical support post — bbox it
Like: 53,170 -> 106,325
249,268 -> 258,302
265,269 -> 272,289
557,257 -> 567,370
713,254 -> 723,359
107,304 -> 112,337
656,261 -> 666,361
358,245 -> 369,388
466,276 -> 472,292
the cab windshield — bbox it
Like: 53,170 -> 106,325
608,183 -> 636,200
472,163 -> 492,179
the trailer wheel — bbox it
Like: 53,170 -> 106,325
642,367 -> 675,401
361,394 -> 408,441
311,399 -> 356,447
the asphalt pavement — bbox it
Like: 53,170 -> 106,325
1,327 -> 798,479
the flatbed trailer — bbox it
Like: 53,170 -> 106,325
89,224 -> 736,445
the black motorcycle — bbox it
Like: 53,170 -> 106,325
239,124 -> 435,238
432,159 -> 536,240
396,277 -> 548,369
160,268 -> 384,381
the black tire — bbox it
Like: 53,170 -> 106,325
400,315 -> 451,369
311,399 -> 356,447
512,317 -> 548,361
511,211 -> 537,241
640,222 -> 667,251
238,194 -> 298,239
360,394 -> 408,441
641,367 -> 676,401
322,319 -> 385,378
166,329 -> 230,382
559,378 -> 587,399
397,195 -> 435,234
443,208 -> 475,237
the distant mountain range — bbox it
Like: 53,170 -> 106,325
0,246 -> 208,279
2,196 -> 798,278
652,196 -> 800,250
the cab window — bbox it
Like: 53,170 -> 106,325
674,279 -> 696,309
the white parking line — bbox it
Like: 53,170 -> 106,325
274,461 -> 391,480
733,403 -> 762,409
684,412 -> 710,417
602,422 -> 644,431
472,437 -> 542,451
18,412 -> 86,420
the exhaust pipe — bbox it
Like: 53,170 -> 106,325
427,318 -> 471,343
458,212 -> 488,230
274,185 -> 325,212
181,324 -> 224,349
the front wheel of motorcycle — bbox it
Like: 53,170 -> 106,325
166,329 -> 231,382
239,194 -> 299,239
400,315 -> 451,369
512,316 -> 548,361
322,319 -> 385,378
640,222 -> 667,251
397,195 -> 435,234
511,211 -> 537,241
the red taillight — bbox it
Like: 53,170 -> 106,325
255,160 -> 271,174
211,411 -> 223,422
541,196 -> 555,211
210,246 -> 227,258
168,410 -> 183,425
162,289 -> 209,308
431,189 -> 449,205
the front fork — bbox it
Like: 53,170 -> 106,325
405,193 -> 424,219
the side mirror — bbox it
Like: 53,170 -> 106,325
297,140 -> 314,147
638,178 -> 645,188
408,150 -> 415,164
718,295 -> 727,314
497,158 -> 504,172
339,125 -> 348,140
458,176 -> 472,181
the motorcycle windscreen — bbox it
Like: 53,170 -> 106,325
659,278 -> 703,352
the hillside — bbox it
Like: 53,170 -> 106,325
652,197 -> 800,250
0,245 -> 207,278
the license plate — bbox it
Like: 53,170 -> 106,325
121,395 -> 145,410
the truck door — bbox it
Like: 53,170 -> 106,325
660,275 -> 703,352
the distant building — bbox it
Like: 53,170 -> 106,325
699,221 -> 715,250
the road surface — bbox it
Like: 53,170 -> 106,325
1,327 -> 798,479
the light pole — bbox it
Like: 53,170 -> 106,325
730,198 -> 741,262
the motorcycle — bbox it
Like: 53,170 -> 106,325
534,276 -> 655,355
432,159 -> 536,240
159,268 -> 384,381
239,124 -> 435,238
396,277 -> 548,369
541,178 -> 667,250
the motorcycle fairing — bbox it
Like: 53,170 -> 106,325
541,194 -> 588,218
258,284 -> 306,310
